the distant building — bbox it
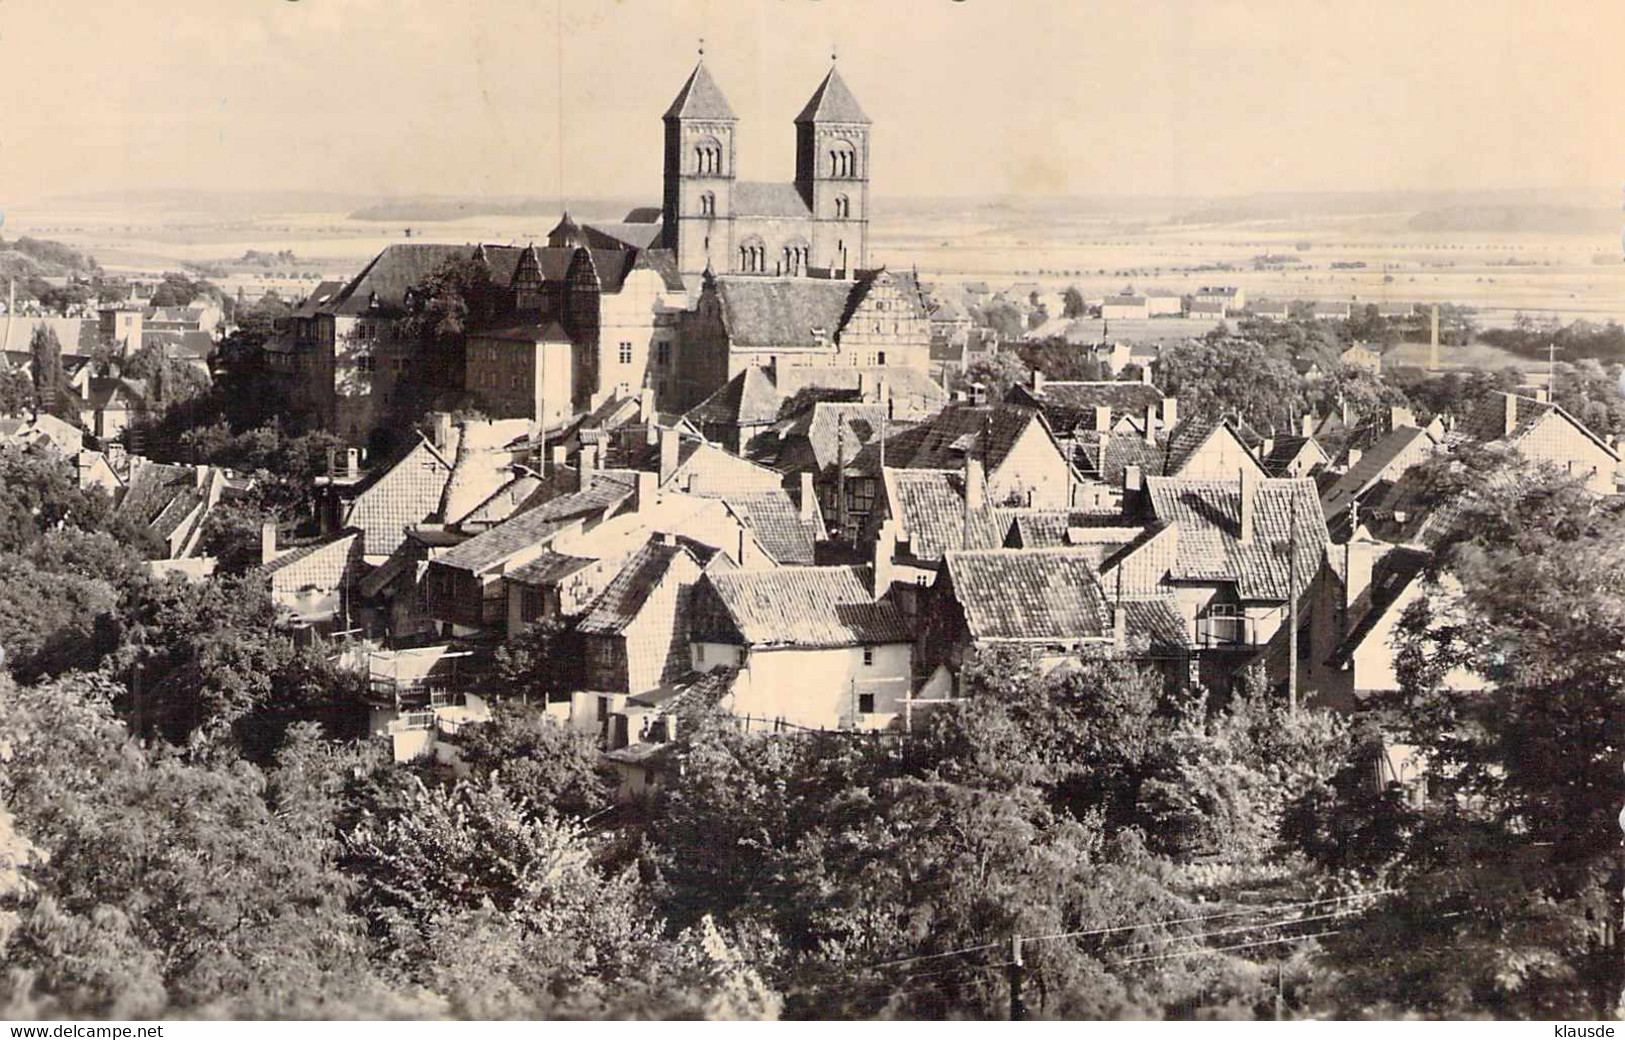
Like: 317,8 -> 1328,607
1340,342 -> 1382,375
1100,295 -> 1150,321
1194,286 -> 1245,310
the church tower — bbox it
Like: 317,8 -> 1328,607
661,57 -> 736,282
795,62 -> 870,275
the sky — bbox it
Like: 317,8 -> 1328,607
0,0 -> 1621,207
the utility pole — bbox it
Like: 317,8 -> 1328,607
1288,491 -> 1300,712
1008,934 -> 1028,1021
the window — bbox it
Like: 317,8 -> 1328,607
700,191 -> 716,217
737,237 -> 766,274
862,646 -> 875,667
597,696 -> 609,721
657,342 -> 671,366
358,355 -> 376,373
696,645 -> 706,664
618,342 -> 633,365
693,135 -> 723,175
877,351 -> 886,365
829,140 -> 857,178
858,692 -> 875,714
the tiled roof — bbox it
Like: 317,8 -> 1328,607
1009,380 -> 1165,433
1159,416 -> 1257,477
1260,435 -> 1319,477
851,403 -> 1055,479
794,66 -> 870,124
603,433 -> 786,496
1075,429 -> 1168,485
773,401 -> 892,472
715,490 -> 820,564
434,476 -> 633,574
1121,597 -> 1192,654
341,436 -> 455,557
687,366 -> 783,427
458,473 -> 543,527
665,61 -> 736,120
626,668 -> 738,712
714,277 -> 852,348
1325,546 -> 1431,667
266,530 -> 364,592
1320,426 -> 1434,522
1459,391 -> 1619,460
882,467 -> 1002,562
694,566 -> 910,648
942,549 -> 1114,642
117,462 -> 196,526
577,541 -> 698,636
1144,476 -> 1328,601
292,281 -> 345,319
503,549 -> 596,587
732,182 -> 814,218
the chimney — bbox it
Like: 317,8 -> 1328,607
1261,436 -> 1275,460
1343,537 -> 1382,612
638,387 -> 655,421
1300,414 -> 1314,438
1238,466 -> 1255,545
325,446 -> 338,478
1097,430 -> 1110,476
1093,404 -> 1112,431
1123,463 -> 1143,498
634,470 -> 657,512
345,448 -> 359,479
1503,394 -> 1517,438
1340,399 -> 1352,427
432,412 -> 452,451
965,457 -> 986,512
645,422 -> 660,447
799,471 -> 816,522
1143,403 -> 1157,444
659,427 -> 680,485
873,521 -> 900,599
1031,369 -> 1046,393
1139,365 -> 1152,385
1162,397 -> 1178,430
1112,603 -> 1127,649
580,444 -> 598,478
260,521 -> 277,566
1346,448 -> 1362,469
877,375 -> 890,414
1390,405 -> 1415,429
1533,386 -> 1549,404
550,444 -> 567,475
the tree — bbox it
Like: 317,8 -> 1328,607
962,351 -> 1030,402
491,616 -> 582,703
454,700 -> 611,817
1063,286 -> 1087,319
978,301 -> 1026,341
1157,336 -> 1306,431
28,325 -> 69,421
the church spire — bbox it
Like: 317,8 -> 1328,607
795,63 -> 869,125
664,57 -> 736,122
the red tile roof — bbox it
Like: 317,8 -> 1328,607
942,549 -> 1113,643
1144,476 -> 1328,601
693,566 -> 910,648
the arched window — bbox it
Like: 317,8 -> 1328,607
738,236 -> 766,274
829,140 -> 857,178
782,239 -> 809,276
834,194 -> 850,219
693,135 -> 723,175
700,191 -> 716,217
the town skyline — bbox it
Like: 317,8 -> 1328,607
2,0 -> 1622,206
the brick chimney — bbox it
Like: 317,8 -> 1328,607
1162,397 -> 1178,430
1346,448 -> 1363,469
550,444 -> 567,476
1533,386 -> 1549,404
1143,403 -> 1157,444
659,427 -> 680,485
1123,463 -> 1143,497
1238,465 -> 1256,545
1112,602 -> 1127,649
1094,404 -> 1112,431
1503,394 -> 1518,438
1031,369 -> 1046,394
260,521 -> 277,566
345,448 -> 359,479
1343,537 -> 1384,611
873,520 -> 900,600
579,444 -> 598,480
1300,414 -> 1314,438
431,412 -> 452,451
638,387 -> 655,421
799,471 -> 816,522
1139,365 -> 1152,385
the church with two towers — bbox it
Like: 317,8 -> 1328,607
660,56 -> 872,284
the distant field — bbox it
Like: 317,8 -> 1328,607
1384,339 -> 1537,372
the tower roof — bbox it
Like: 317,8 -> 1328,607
547,211 -> 585,249
664,62 -> 736,121
794,66 -> 869,124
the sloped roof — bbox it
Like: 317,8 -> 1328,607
732,182 -> 814,218
687,367 -> 783,427
853,404 -> 1057,479
665,61 -> 736,120
577,541 -> 698,636
774,401 -> 894,472
292,281 -> 346,319
1121,597 -> 1193,654
794,66 -> 870,124
883,467 -> 1002,562
266,530 -> 364,592
117,462 -> 196,525
1320,426 -> 1435,522
626,667 -> 739,711
1326,546 -> 1431,668
458,473 -> 543,527
1260,435 -> 1323,477
434,476 -> 633,574
1144,476 -> 1328,601
1074,429 -> 1168,485
503,549 -> 597,587
1159,415 -> 1259,477
1009,380 -> 1165,433
695,566 -> 910,648
716,489 -> 819,565
714,277 -> 852,348
1459,391 -> 1619,461
943,549 -> 1114,642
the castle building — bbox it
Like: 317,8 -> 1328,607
661,58 -> 871,287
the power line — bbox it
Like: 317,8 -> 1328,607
1108,907 -> 1367,955
1122,928 -> 1346,966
